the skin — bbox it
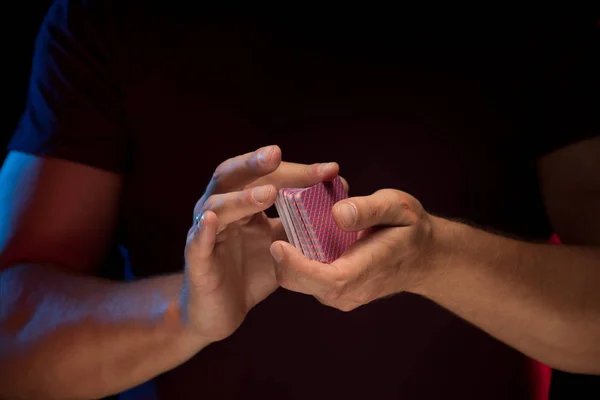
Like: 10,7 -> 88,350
270,136 -> 600,375
1,135 -> 598,398
0,146 -> 341,399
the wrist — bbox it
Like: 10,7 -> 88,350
175,286 -> 221,350
412,215 -> 465,298
168,298 -> 216,351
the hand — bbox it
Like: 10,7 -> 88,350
182,145 -> 341,340
270,189 -> 443,311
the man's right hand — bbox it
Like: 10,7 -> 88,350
182,145 -> 341,341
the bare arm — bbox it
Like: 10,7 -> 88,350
416,136 -> 600,374
418,218 -> 600,374
0,153 -> 207,400
0,148 -> 337,399
0,266 -> 205,399
271,136 -> 600,375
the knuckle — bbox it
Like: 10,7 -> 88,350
379,188 -> 405,204
390,202 -> 409,223
412,198 -> 426,218
391,190 -> 415,211
184,243 -> 194,259
193,198 -> 205,218
353,200 -> 371,222
323,282 -> 344,302
374,189 -> 419,222
190,269 -> 223,295
330,266 -> 349,285
364,201 -> 385,222
186,225 -> 198,243
315,296 -> 330,307
184,236 -> 202,259
203,195 -> 218,212
327,266 -> 344,285
373,235 -> 397,258
323,288 -> 339,302
338,303 -> 355,312
352,289 -> 373,305
247,152 -> 259,169
397,198 -> 413,213
274,267 -> 292,288
381,200 -> 396,217
376,188 -> 396,198
241,188 -> 255,205
212,161 -> 227,179
400,199 -> 411,211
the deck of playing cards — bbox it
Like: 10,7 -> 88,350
274,176 -> 358,263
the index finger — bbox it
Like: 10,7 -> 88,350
251,161 -> 340,190
207,145 -> 281,193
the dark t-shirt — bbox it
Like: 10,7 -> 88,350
8,1 -> 600,399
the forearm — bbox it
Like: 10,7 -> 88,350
415,217 -> 600,374
0,264 -> 209,399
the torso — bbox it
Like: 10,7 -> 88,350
111,5 -> 555,398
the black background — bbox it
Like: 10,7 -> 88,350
2,3 -> 598,399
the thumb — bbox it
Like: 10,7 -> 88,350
332,189 -> 422,231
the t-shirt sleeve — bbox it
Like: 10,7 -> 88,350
8,0 -> 129,173
520,18 -> 599,159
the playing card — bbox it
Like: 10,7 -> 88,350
276,187 -> 316,259
275,176 -> 358,263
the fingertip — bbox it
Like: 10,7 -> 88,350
265,183 -> 278,200
271,145 -> 282,164
320,162 -> 340,180
199,210 -> 219,233
332,201 -> 358,231
268,145 -> 282,167
203,209 -> 218,223
256,145 -> 281,172
263,184 -> 278,208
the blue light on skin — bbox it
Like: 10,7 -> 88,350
0,153 -> 163,397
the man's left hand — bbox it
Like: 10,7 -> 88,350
270,189 -> 447,311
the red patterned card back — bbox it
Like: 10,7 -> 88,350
294,177 -> 358,263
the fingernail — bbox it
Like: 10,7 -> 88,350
319,162 -> 337,174
271,243 -> 284,262
252,186 -> 272,203
336,202 -> 357,228
258,146 -> 275,164
197,212 -> 206,228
